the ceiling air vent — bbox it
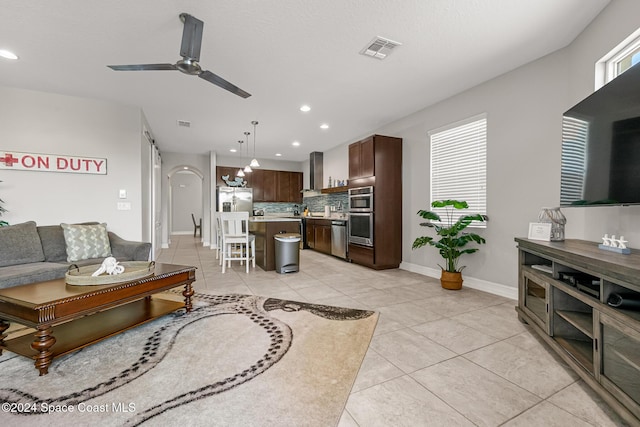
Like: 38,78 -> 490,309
177,120 -> 191,128
360,36 -> 402,60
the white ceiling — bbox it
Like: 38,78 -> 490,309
0,0 -> 609,162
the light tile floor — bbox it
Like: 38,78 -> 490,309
158,235 -> 629,426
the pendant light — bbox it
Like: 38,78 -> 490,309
236,140 -> 245,177
250,121 -> 260,168
243,131 -> 252,173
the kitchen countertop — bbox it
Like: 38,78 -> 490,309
304,213 -> 348,220
249,216 -> 302,222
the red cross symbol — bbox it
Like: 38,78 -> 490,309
0,153 -> 19,167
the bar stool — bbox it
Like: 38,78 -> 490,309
219,212 -> 255,273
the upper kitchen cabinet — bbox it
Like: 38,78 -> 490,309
265,170 -> 280,201
348,136 -> 375,179
217,166 -> 300,203
276,171 -> 303,203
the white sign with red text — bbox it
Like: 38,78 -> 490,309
0,151 -> 107,175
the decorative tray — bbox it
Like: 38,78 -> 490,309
66,261 -> 155,286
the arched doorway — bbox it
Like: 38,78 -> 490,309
168,166 -> 204,238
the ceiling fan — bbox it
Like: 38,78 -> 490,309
107,13 -> 251,98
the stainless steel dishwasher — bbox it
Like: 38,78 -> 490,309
331,220 -> 347,259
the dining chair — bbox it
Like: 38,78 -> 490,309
191,213 -> 202,238
219,212 -> 255,273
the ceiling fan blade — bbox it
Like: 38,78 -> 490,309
199,70 -> 251,98
179,13 -> 203,62
107,64 -> 177,71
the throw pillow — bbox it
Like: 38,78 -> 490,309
61,223 -> 112,262
0,221 -> 45,267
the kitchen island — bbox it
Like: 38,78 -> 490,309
249,217 -> 302,271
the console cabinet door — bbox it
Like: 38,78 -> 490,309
600,312 -> 640,418
521,269 -> 550,334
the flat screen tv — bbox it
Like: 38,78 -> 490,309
560,62 -> 640,206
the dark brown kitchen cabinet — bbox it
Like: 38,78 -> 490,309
277,172 -> 291,202
262,170 -> 277,202
306,222 -> 315,249
348,134 -> 402,270
305,219 -> 331,255
349,136 -> 375,179
249,220 -> 301,271
315,224 -> 332,254
290,172 -> 303,203
276,171 -> 303,203
216,167 -> 300,202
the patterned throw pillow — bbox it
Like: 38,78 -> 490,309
61,223 -> 112,262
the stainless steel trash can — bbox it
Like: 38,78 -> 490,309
274,233 -> 301,274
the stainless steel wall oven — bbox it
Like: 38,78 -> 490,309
348,212 -> 373,246
348,186 -> 373,212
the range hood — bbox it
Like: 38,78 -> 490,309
301,151 -> 323,197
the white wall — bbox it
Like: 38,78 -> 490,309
171,171 -> 203,233
160,151 -> 210,247
320,0 -> 640,296
0,86 -> 146,240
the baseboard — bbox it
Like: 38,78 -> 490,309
400,261 -> 517,300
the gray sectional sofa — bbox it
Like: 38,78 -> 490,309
0,221 -> 151,289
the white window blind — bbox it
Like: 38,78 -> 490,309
429,115 -> 487,224
560,116 -> 589,205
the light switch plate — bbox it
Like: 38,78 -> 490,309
117,202 -> 132,211
119,189 -> 127,199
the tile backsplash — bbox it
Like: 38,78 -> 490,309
253,192 -> 348,215
303,193 -> 348,213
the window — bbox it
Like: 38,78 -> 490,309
429,114 -> 487,226
601,31 -> 640,85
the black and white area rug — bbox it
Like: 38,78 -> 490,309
0,293 -> 378,426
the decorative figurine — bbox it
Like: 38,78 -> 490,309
92,256 -> 125,276
618,236 -> 628,249
222,175 -> 247,187
599,233 -> 631,254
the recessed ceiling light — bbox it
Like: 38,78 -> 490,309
230,148 -> 237,153
275,153 -> 282,157
292,141 -> 300,147
183,166 -> 189,170
320,123 -> 329,129
0,49 -> 18,60
300,105 -> 311,112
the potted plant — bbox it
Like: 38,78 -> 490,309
412,200 -> 486,290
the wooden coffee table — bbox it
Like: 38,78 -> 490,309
0,263 -> 196,375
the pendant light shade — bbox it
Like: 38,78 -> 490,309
236,140 -> 245,177
243,132 -> 252,172
250,120 -> 260,168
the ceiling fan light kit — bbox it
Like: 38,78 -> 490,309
107,13 -> 251,98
